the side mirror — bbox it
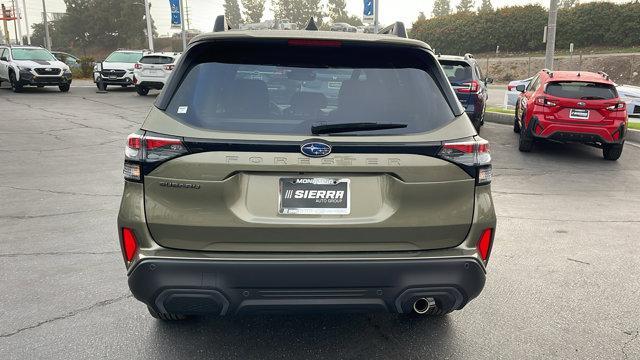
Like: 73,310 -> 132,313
0,56 -> 7,62
485,77 -> 494,84
515,84 -> 526,93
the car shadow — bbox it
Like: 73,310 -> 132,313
144,313 -> 457,358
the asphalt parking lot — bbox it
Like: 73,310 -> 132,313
1,85 -> 639,359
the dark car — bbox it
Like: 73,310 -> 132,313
117,18 -> 496,321
438,54 -> 492,130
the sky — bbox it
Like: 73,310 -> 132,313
6,0 -> 633,41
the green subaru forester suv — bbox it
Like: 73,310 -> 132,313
117,19 -> 496,320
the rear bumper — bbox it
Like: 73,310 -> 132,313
128,257 -> 486,315
137,81 -> 165,89
529,116 -> 626,144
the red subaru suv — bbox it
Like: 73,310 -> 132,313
514,70 -> 627,160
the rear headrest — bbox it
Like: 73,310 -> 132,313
290,92 -> 328,112
454,67 -> 471,81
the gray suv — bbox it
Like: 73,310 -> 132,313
117,19 -> 496,320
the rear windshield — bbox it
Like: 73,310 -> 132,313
164,43 -> 454,136
439,60 -> 472,85
545,81 -> 617,100
140,56 -> 175,64
105,52 -> 143,63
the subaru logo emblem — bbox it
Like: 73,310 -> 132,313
45,68 -> 52,71
110,70 -> 115,72
300,142 -> 331,157
577,102 -> 586,107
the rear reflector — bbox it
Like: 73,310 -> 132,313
121,228 -> 138,262
477,228 -> 493,262
288,39 -> 342,47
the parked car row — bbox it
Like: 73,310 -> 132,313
0,45 -> 73,92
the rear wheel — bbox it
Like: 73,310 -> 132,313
59,84 -> 70,92
147,306 -> 188,321
136,85 -> 149,96
603,142 -> 623,161
518,119 -> 534,152
9,72 -> 23,93
513,105 -> 521,133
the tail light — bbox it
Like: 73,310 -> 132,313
507,84 -> 514,91
535,96 -> 556,107
477,228 -> 494,262
121,227 -> 138,262
606,102 -> 626,111
458,80 -> 480,93
164,64 -> 175,71
134,63 -> 142,69
438,138 -> 492,185
124,133 -> 188,181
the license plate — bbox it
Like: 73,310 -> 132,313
570,108 -> 589,119
109,75 -> 117,80
279,178 -> 350,215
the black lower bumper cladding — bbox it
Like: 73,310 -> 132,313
128,257 -> 486,315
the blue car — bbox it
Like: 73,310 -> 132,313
438,54 -> 492,130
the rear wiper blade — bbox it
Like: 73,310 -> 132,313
311,122 -> 407,135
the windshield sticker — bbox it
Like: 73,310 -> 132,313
177,106 -> 188,114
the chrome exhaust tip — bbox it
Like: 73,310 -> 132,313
412,297 -> 435,314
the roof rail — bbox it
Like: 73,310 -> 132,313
305,17 -> 318,31
597,71 -> 610,80
214,15 -> 231,32
541,68 -> 554,78
377,21 -> 407,38
464,53 -> 474,60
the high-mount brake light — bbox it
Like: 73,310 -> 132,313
123,133 -> 188,181
458,80 -> 480,93
288,39 -> 342,47
438,138 -> 492,185
606,102 -> 626,111
535,96 -> 557,107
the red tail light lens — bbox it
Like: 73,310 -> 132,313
124,133 -> 188,181
507,85 -> 514,91
121,227 -> 138,262
477,228 -> 493,262
438,138 -> 492,185
535,96 -> 557,107
164,64 -> 175,71
134,63 -> 142,69
458,80 -> 480,93
606,102 -> 626,111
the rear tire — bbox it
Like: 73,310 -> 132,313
513,104 -> 521,133
518,120 -> 534,152
59,84 -> 70,92
603,143 -> 623,161
147,306 -> 188,321
136,85 -> 149,96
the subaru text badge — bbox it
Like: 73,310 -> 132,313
300,142 -> 331,157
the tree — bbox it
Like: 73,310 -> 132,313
457,0 -> 475,13
560,0 -> 578,9
224,0 -> 243,28
417,12 -> 427,22
271,0 -> 323,27
328,0 -> 348,21
432,0 -> 451,17
478,0 -> 493,13
242,0 -> 265,23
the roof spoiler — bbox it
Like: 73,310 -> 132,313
305,17 -> 319,31
214,15 -> 231,32
377,22 -> 407,38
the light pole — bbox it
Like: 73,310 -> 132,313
22,0 -> 29,44
41,0 -> 51,49
179,0 -> 186,51
373,0 -> 379,33
544,0 -> 558,70
12,0 -> 22,44
143,0 -> 153,51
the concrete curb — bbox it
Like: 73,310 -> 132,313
484,112 -> 640,144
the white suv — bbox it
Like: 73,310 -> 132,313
93,50 -> 144,89
0,45 -> 72,92
133,52 -> 181,96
